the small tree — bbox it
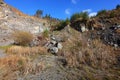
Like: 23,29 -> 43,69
34,10 -> 43,18
70,12 -> 89,26
54,18 -> 70,30
97,10 -> 107,16
44,14 -> 51,19
70,12 -> 89,23
116,4 -> 120,9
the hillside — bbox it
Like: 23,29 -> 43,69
90,8 -> 120,29
0,0 -> 49,46
0,0 -> 120,80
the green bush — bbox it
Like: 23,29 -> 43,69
109,12 -> 115,18
12,30 -> 33,46
70,12 -> 89,23
116,4 -> 120,9
54,18 -> 70,30
43,29 -> 49,38
97,10 -> 107,16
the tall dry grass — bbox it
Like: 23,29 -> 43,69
59,39 -> 116,69
6,46 -> 47,56
12,30 -> 34,46
0,55 -> 27,79
0,45 -> 47,80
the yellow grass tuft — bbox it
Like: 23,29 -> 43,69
12,30 -> 34,46
6,46 -> 47,56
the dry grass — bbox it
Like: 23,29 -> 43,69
59,39 -> 116,69
6,46 -> 48,56
12,30 -> 34,46
0,45 -> 47,79
0,55 -> 27,79
0,55 -> 45,80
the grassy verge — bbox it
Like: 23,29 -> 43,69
0,45 -> 13,50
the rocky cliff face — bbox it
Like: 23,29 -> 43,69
0,1 -> 49,45
0,1 -> 48,35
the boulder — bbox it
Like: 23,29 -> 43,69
57,43 -> 63,50
49,47 -> 58,54
81,26 -> 86,32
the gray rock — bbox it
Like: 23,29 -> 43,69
51,35 -> 56,41
114,44 -> 118,48
81,26 -> 86,32
47,43 -> 54,49
57,43 -> 63,50
117,25 -> 120,28
51,40 -> 57,45
49,47 -> 58,54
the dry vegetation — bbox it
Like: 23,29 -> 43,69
0,45 -> 48,79
57,27 -> 116,69
60,38 -> 116,69
0,3 -> 120,79
6,46 -> 47,56
12,30 -> 34,46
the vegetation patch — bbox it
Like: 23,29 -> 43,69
12,30 -> 34,46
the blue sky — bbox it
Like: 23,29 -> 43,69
4,0 -> 120,19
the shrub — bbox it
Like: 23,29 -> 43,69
42,29 -> 49,38
12,30 -> 33,46
70,12 -> 89,23
54,18 -> 70,30
97,10 -> 107,16
109,12 -> 115,18
34,9 -> 43,18
116,4 -> 120,9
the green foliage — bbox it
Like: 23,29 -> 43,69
54,18 -> 70,30
70,12 -> 89,23
116,4 -> 120,9
97,9 -> 107,16
0,45 -> 12,50
34,9 -> 43,18
43,29 -> 49,38
12,30 -> 33,46
110,12 -> 115,18
43,14 -> 51,19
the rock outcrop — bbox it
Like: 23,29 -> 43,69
0,1 -> 49,45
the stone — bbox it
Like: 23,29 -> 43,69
117,25 -> 120,28
50,35 -> 63,42
51,40 -> 57,45
57,43 -> 63,50
50,35 -> 56,40
49,47 -> 58,54
114,44 -> 118,48
81,26 -> 86,32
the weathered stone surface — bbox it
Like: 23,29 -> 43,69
57,43 -> 63,49
81,25 -> 86,32
100,25 -> 120,47
49,47 -> 58,54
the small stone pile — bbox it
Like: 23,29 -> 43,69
45,35 -> 63,54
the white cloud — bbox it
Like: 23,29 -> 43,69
89,12 -> 97,17
65,9 -> 71,15
71,0 -> 77,4
82,9 -> 92,13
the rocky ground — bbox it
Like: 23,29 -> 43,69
0,0 -> 120,80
